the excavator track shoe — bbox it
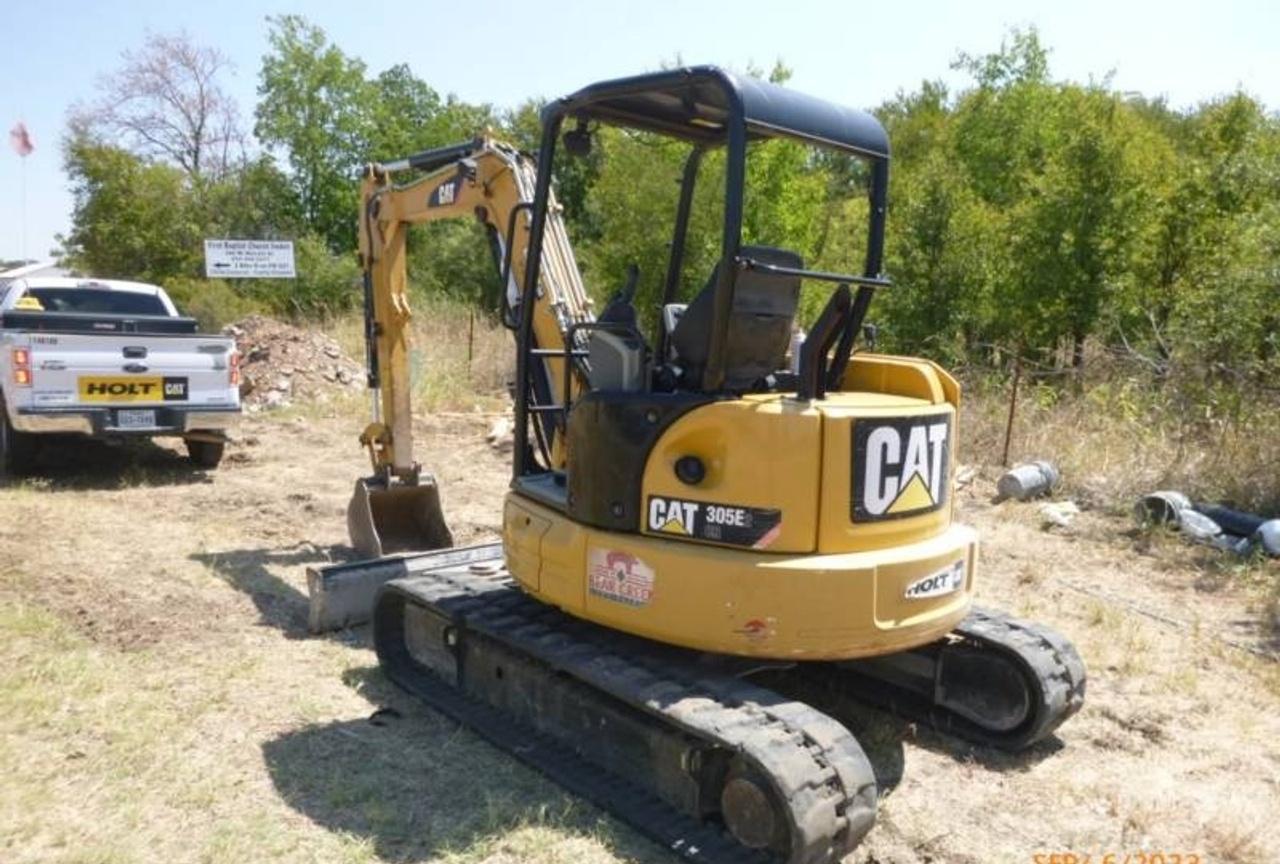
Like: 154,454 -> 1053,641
374,569 -> 878,864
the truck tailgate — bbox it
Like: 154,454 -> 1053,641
23,333 -> 238,409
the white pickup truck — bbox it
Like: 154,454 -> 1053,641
0,276 -> 240,476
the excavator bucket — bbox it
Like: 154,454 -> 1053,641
347,475 -> 452,559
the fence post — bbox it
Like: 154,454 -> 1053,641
1001,349 -> 1022,468
467,309 -> 475,372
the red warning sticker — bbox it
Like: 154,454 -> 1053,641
587,548 -> 655,607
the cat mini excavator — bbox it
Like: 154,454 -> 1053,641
339,68 -> 1085,864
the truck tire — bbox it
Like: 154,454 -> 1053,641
185,438 -> 225,469
0,404 -> 38,480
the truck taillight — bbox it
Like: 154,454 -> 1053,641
12,348 -> 31,386
229,351 -> 240,386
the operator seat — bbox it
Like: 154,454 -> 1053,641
670,245 -> 802,391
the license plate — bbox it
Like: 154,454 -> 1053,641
78,376 -> 188,402
116,409 -> 156,429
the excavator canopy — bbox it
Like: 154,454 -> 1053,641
548,65 -> 890,158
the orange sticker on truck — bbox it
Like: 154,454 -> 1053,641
587,548 -> 655,607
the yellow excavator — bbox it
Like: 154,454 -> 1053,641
318,67 -> 1085,864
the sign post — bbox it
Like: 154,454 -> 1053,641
204,239 -> 296,279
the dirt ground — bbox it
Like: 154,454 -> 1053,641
2,400 -> 1277,864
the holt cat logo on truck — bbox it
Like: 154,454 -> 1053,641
852,414 -> 951,521
78,376 -> 189,402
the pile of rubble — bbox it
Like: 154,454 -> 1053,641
223,315 -> 364,410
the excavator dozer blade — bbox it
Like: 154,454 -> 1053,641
346,475 -> 453,560
307,543 -> 500,634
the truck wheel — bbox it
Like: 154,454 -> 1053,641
0,407 -> 38,480
185,438 -> 226,469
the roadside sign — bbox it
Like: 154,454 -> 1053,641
204,239 -> 296,279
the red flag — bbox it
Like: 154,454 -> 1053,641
9,121 -> 34,157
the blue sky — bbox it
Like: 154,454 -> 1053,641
2,0 -> 1276,263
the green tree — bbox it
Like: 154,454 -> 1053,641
1008,85 -> 1153,373
367,64 -> 500,159
1157,94 -> 1280,380
255,15 -> 372,250
59,138 -> 203,282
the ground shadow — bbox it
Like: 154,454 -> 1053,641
7,434 -> 211,490
262,665 -> 668,864
191,542 -> 359,640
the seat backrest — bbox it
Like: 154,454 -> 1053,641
670,245 -> 802,390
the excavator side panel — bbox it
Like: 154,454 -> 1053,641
505,491 -> 976,660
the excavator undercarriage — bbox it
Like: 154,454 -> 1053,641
371,546 -> 1083,861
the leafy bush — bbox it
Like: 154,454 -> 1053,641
164,277 -> 262,330
222,233 -> 361,319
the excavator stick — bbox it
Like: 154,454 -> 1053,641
347,475 -> 452,559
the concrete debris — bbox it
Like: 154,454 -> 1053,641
997,460 -> 1059,501
224,315 -> 363,410
1039,500 -> 1080,530
956,465 -> 978,487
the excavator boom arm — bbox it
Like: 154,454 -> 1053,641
356,136 -> 593,479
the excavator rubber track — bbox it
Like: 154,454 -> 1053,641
374,568 -> 878,864
767,606 -> 1087,752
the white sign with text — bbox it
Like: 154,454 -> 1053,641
204,239 -> 296,279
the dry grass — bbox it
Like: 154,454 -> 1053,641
323,299 -> 512,415
961,370 -> 1280,650
961,370 -> 1280,516
0,412 -> 650,864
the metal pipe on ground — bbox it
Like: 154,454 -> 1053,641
1193,504 -> 1266,538
1134,491 -> 1280,558
1133,491 -> 1192,525
996,461 -> 1059,501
